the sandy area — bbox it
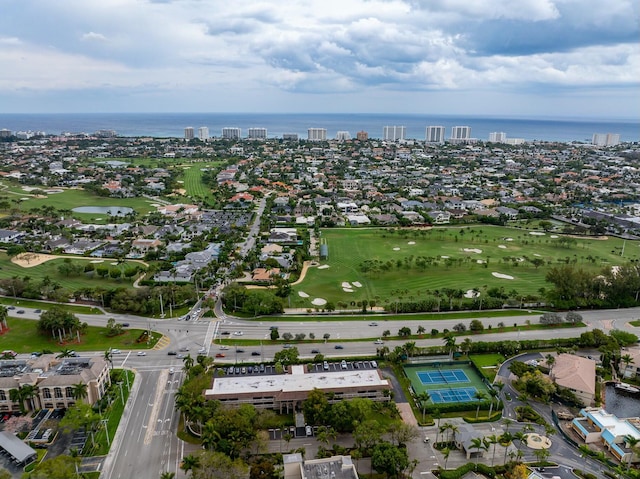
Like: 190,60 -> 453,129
11,252 -> 147,269
476,259 -> 485,264
464,289 -> 479,298
317,264 -> 330,269
441,255 -> 449,259
463,248 -> 482,254
341,281 -> 351,288
352,281 -> 362,288
408,241 -> 416,245
393,247 -> 400,251
492,272 -> 515,280
534,253 -> 541,257
298,291 -> 310,298
505,238 -> 514,242
498,245 -> 507,249
343,288 -> 354,293
312,298 -> 327,306
550,235 -> 559,238
529,231 -> 545,236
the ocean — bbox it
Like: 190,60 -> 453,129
0,112 -> 638,143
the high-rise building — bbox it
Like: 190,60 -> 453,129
198,126 -> 209,140
383,126 -> 406,141
336,131 -> 351,141
592,133 -> 620,147
356,130 -> 368,141
222,127 -> 241,140
0,129 -> 13,138
184,127 -> 194,140
248,128 -> 267,139
282,133 -> 299,141
425,126 -> 445,143
489,132 -> 507,143
451,126 -> 471,140
307,128 -> 327,141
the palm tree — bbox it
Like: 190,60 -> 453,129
620,354 -> 634,375
104,350 -> 114,370
487,388 -> 499,417
182,354 -> 194,371
442,447 -> 451,469
180,454 -> 200,476
57,348 -> 75,358
470,437 -> 487,469
0,305 -> 8,332
545,353 -> 555,371
160,473 -> 175,479
514,431 -> 528,451
72,382 -> 88,402
474,391 -> 487,419
500,431 -> 514,464
439,423 -> 450,446
416,391 -> 431,423
486,434 -> 499,466
433,409 -> 442,444
403,341 -> 417,358
623,434 -> 640,470
443,333 -> 457,359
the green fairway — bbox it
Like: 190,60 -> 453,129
0,317 -> 159,353
294,226 -> 640,307
178,162 -> 221,202
0,253 -> 143,292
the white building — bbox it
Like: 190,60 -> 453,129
336,131 -> 351,141
248,127 -> 268,139
307,128 -> 327,141
451,126 -> 471,141
184,127 -> 194,140
592,133 -> 620,147
425,126 -> 446,143
383,125 -> 406,141
198,126 -> 209,140
283,453 -> 359,479
489,132 -> 507,143
222,127 -> 242,139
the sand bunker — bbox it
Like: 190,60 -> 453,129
352,281 -> 362,288
298,291 -> 310,298
477,260 -> 485,264
317,264 -> 330,269
343,288 -> 354,293
341,282 -> 351,288
464,289 -> 479,298
550,235 -> 559,238
530,231 -> 545,236
533,253 -> 541,257
312,298 -> 327,306
441,255 -> 450,259
464,248 -> 482,254
393,247 -> 400,251
408,241 -> 416,245
498,245 -> 507,249
90,260 -> 104,263
505,238 -> 514,242
492,272 -> 515,280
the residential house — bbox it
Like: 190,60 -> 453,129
550,353 -> 596,406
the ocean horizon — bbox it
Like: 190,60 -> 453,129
1,112 -> 638,143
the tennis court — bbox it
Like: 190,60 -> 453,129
429,387 -> 478,403
404,361 -> 491,405
417,369 -> 469,384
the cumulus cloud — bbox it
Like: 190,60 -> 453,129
81,32 -> 108,42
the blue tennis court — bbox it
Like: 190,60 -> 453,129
430,387 -> 478,403
417,369 -> 470,385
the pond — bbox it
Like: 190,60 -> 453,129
72,206 -> 134,216
604,384 -> 640,418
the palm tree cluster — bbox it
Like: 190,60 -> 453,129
37,306 -> 85,343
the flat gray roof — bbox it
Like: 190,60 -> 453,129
0,431 -> 37,463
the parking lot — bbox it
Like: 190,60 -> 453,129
309,359 -> 378,373
216,359 -> 378,378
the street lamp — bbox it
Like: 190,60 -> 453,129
117,381 -> 124,404
101,418 -> 110,446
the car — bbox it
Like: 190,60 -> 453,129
219,346 -> 229,350
323,361 -> 329,371
248,366 -> 253,373
369,322 -> 378,326
221,331 -> 231,336
137,351 -> 146,356
30,352 -> 42,358
251,351 -> 260,356
241,367 -> 246,374
233,331 -> 243,336
17,310 -> 25,314
198,348 -> 207,354
227,367 -> 234,374
236,349 -> 245,353
283,344 -> 292,349
7,306 -> 15,310
215,353 -> 226,358
341,360 -> 348,370
111,349 -> 121,354
269,326 -> 278,330
177,354 -> 185,359
259,364 -> 265,372
374,339 -> 384,345
34,309 -> 41,313
306,425 -> 313,436
311,349 -> 320,354
167,351 -> 177,356
184,315 -> 191,321
121,323 -> 130,327
334,345 -> 344,349
371,360 -> 378,368
353,362 -> 359,369
169,368 -> 175,375
179,347 -> 190,352
234,367 -> 240,374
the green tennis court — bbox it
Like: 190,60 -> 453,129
404,361 -> 490,404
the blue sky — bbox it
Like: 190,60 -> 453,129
1,0 -> 638,119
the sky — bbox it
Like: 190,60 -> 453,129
1,0 -> 639,119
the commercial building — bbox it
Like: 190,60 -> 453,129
572,408 -> 640,464
184,127 -> 194,140
307,128 -> 327,141
0,355 -> 110,412
248,128 -> 268,139
592,133 -> 620,147
204,364 -> 390,412
425,126 -> 445,143
356,130 -> 368,141
283,453 -> 359,479
383,125 -> 406,141
222,127 -> 242,140
198,126 -> 209,141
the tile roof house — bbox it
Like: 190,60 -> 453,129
550,353 -> 596,406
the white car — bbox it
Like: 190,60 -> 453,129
233,331 -> 243,336
198,348 -> 206,354
374,339 -> 384,344
137,351 -> 147,356
111,349 -> 121,354
220,346 -> 229,350
169,367 -> 175,375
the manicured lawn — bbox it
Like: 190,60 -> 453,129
0,317 -> 160,353
469,353 -> 505,368
0,253 -> 143,291
0,297 -> 103,315
629,320 -> 640,327
179,162 -> 222,202
294,226 -> 639,307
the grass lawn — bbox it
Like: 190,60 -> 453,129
178,162 -> 222,203
629,320 -> 640,327
0,318 -> 160,353
0,297 -> 103,314
470,353 -> 505,382
294,226 -> 639,307
0,253 -> 142,291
